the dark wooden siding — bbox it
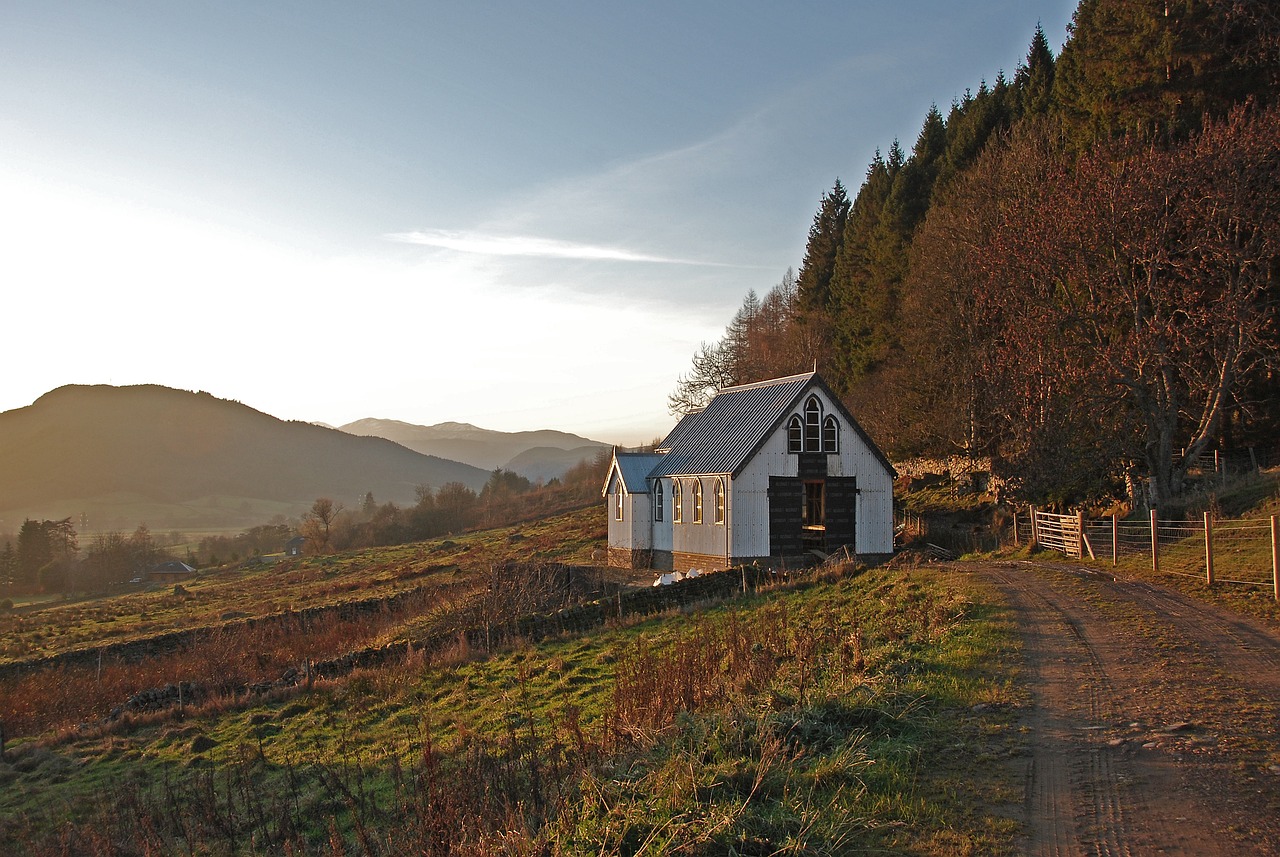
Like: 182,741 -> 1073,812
768,477 -> 804,556
796,452 -> 827,478
824,476 -> 858,551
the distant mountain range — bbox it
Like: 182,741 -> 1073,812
0,385 -> 492,533
336,418 -> 608,482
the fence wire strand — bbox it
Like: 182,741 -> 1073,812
1020,509 -> 1278,595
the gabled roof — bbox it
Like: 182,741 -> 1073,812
651,373 -> 814,478
602,450 -> 665,496
650,372 -> 896,479
150,560 -> 195,575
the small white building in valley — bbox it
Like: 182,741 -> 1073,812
603,372 -> 896,571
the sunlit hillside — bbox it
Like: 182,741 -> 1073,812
0,384 -> 489,531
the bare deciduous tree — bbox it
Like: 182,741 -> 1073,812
301,497 -> 344,554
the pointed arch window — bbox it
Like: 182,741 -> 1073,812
654,479 -> 664,522
787,415 -> 803,453
691,479 -> 704,524
822,415 -> 839,453
713,478 -> 726,525
614,483 -> 624,521
804,396 -> 822,451
672,478 -> 683,524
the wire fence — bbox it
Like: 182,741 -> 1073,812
1014,507 -> 1280,598
1181,445 -> 1280,475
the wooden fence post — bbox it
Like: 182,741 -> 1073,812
1204,512 -> 1214,586
1150,509 -> 1160,574
1076,511 -> 1085,559
1272,515 -> 1278,602
1112,513 -> 1119,566
1030,506 -> 1038,548
1012,510 -> 1019,546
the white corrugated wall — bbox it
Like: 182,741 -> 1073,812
730,387 -> 896,556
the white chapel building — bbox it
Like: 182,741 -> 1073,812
603,372 -> 896,571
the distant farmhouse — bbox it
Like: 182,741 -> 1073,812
149,559 -> 196,583
604,372 -> 895,572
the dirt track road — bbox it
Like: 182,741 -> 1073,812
974,560 -> 1280,856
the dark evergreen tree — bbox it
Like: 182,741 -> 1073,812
936,75 -> 1016,193
794,179 -> 851,321
839,111 -> 946,382
884,107 -> 947,235
827,152 -> 899,387
1015,24 -> 1057,117
15,518 -> 77,593
1054,0 -> 1280,145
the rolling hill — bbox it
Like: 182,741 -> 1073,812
0,385 -> 489,532
337,418 -> 608,479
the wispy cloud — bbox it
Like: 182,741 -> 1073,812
387,228 -> 728,265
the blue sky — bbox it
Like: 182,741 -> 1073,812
0,2 -> 1077,444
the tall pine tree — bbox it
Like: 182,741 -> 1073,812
936,75 -> 1016,193
827,152 -> 899,387
794,180 -> 851,321
1015,24 -> 1057,117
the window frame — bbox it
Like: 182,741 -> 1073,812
614,483 -> 624,521
787,415 -> 803,453
802,480 -> 825,530
804,396 -> 822,452
713,477 -> 726,525
691,479 -> 703,524
822,415 -> 839,453
654,479 -> 664,522
672,478 -> 683,524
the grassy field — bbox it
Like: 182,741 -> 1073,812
0,506 -> 609,664
1091,470 -> 1280,626
0,511 -> 1025,855
7,471 -> 1276,854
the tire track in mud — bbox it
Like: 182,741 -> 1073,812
1124,577 -> 1280,681
987,567 -> 1132,857
980,562 -> 1280,856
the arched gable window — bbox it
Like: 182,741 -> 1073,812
822,415 -> 839,453
691,479 -> 704,524
804,396 -> 822,451
713,478 -> 726,525
787,415 -> 803,453
614,483 -> 624,521
654,479 -> 664,522
672,478 -> 683,524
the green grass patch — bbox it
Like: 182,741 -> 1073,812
0,507 -> 610,666
0,565 -> 1023,855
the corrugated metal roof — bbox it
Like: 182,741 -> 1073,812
655,409 -> 700,453
611,452 -> 665,493
650,372 -> 815,478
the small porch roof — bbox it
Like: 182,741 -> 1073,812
602,451 -> 665,496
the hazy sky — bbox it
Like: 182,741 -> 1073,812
0,2 -> 1077,445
